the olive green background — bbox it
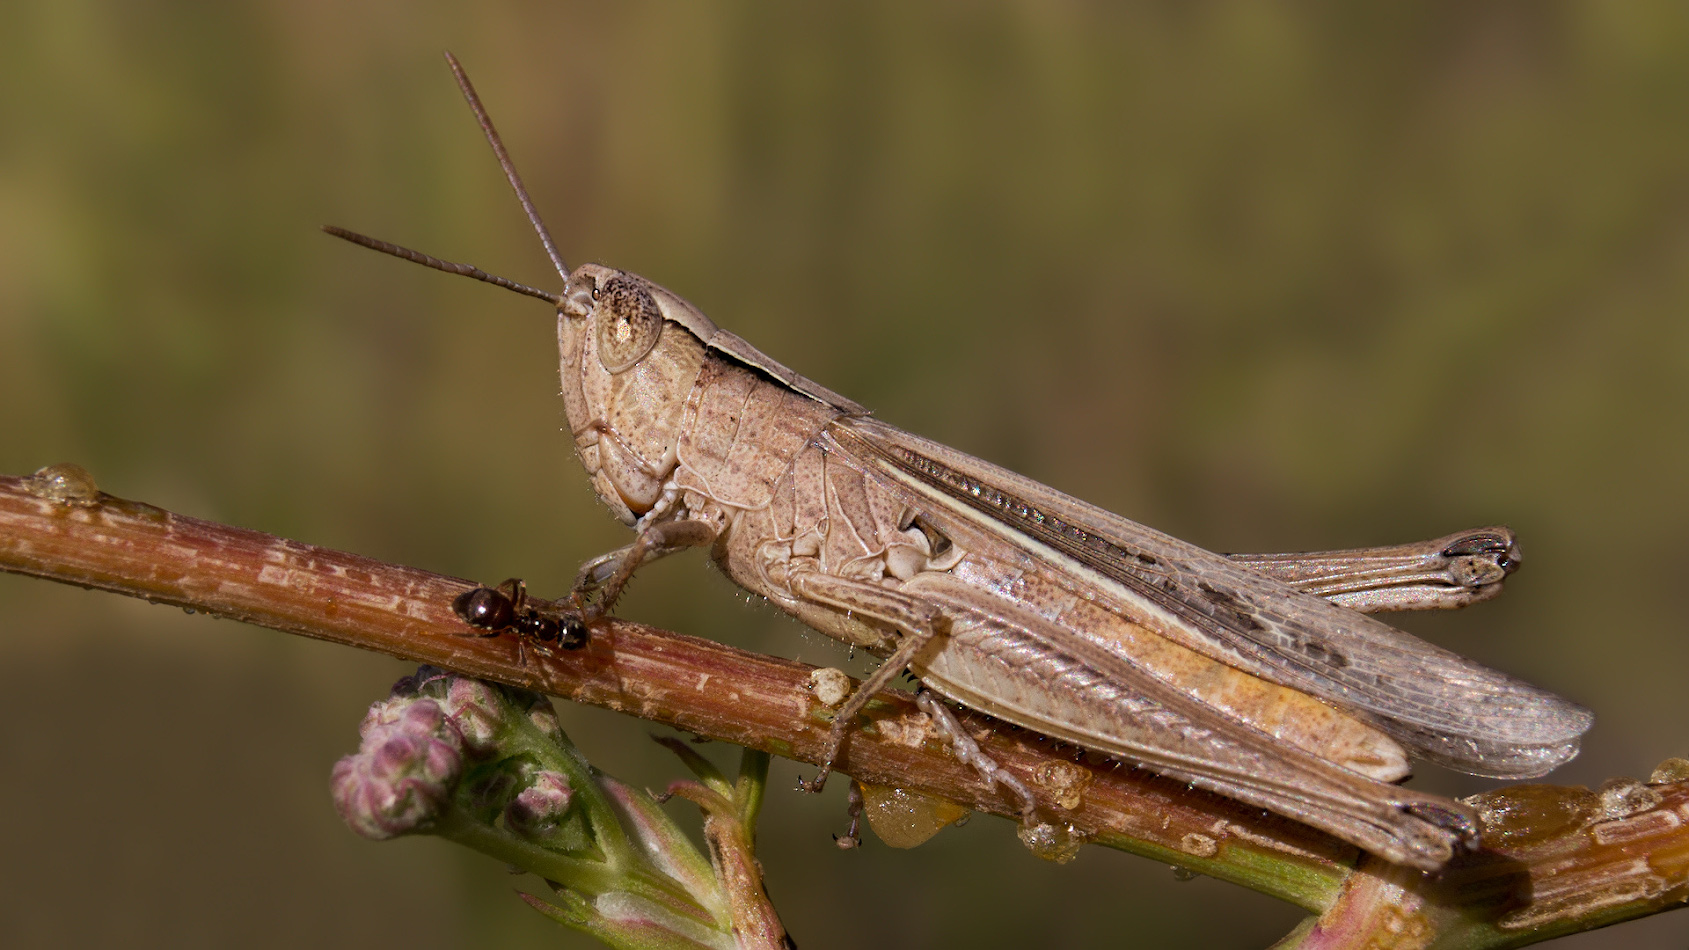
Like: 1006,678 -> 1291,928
3,3 -> 1688,947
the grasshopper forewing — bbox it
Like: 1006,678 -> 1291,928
328,54 -> 1591,872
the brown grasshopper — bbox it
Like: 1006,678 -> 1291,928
328,54 -> 1590,871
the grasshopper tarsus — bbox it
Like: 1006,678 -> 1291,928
569,520 -> 718,620
833,781 -> 866,849
916,690 -> 1040,822
1403,798 -> 1482,845
797,768 -> 833,795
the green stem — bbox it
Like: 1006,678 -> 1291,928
431,807 -> 716,928
736,749 -> 770,840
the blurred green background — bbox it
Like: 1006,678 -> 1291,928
3,2 -> 1688,947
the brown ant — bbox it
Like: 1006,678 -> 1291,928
452,578 -> 589,659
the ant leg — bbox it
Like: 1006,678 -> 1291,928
494,578 -> 528,611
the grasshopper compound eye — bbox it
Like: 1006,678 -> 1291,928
594,275 -> 663,373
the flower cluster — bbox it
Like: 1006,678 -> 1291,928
330,692 -> 462,839
331,666 -> 788,950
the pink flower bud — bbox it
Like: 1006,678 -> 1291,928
503,770 -> 574,840
332,697 -> 464,839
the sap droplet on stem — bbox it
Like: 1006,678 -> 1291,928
24,463 -> 100,507
858,783 -> 969,848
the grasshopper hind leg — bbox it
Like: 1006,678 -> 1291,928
833,781 -> 867,850
915,689 -> 1038,821
1226,526 -> 1522,613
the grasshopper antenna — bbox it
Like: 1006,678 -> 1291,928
322,225 -> 564,306
443,51 -> 573,294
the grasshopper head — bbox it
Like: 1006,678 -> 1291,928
558,264 -> 709,525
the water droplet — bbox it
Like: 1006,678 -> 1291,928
1033,760 -> 1090,811
808,668 -> 853,709
1649,757 -> 1689,785
1597,778 -> 1661,819
23,463 -> 100,507
1017,820 -> 1085,864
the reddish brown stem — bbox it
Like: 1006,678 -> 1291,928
3,470 -> 1688,945
0,471 -> 1350,899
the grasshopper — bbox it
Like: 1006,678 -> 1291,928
328,54 -> 1591,871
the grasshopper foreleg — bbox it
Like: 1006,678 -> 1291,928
570,518 -> 717,617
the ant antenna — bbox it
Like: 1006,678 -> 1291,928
322,225 -> 563,306
443,51 -> 573,291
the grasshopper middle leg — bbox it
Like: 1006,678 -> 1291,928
786,569 -> 950,795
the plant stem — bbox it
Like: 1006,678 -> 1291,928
4,470 -> 1688,945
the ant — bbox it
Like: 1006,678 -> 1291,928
452,578 -> 590,660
